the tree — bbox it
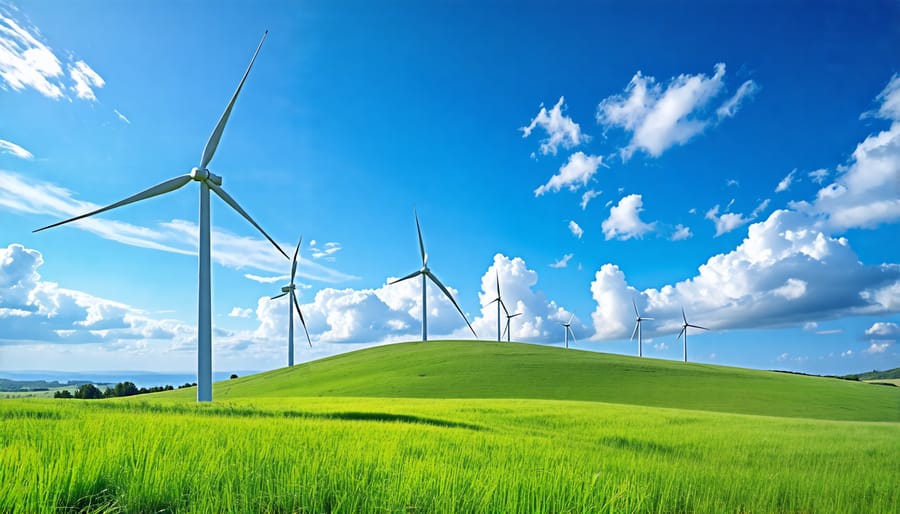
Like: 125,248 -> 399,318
230,374 -> 238,380
54,390 -> 73,399
113,381 -> 139,397
74,384 -> 103,399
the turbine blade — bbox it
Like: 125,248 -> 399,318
426,270 -> 477,338
200,31 -> 267,169
510,312 -> 522,318
569,328 -> 577,344
675,327 -> 685,341
630,322 -> 639,341
632,299 -> 639,318
389,270 -> 422,285
208,182 -> 289,260
270,292 -> 288,300
291,235 -> 302,285
292,290 -> 312,347
414,209 -> 427,266
33,175 -> 192,233
568,313 -> 575,324
682,307 -> 688,324
499,298 -> 509,317
496,271 -> 501,297
644,317 -> 655,321
689,324 -> 710,331
502,321 -> 509,338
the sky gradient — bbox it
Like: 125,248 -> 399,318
1,0 -> 898,378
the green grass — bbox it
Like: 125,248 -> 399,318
178,340 -> 900,422
3,341 -> 898,512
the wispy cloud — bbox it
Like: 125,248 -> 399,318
596,63 -> 757,159
67,60 -> 104,101
705,198 -> 769,237
228,307 -> 252,318
244,273 -> 289,284
114,109 -> 131,124
808,168 -> 828,184
520,96 -> 585,156
550,253 -> 573,269
775,168 -> 797,193
0,138 -> 32,159
0,170 -> 357,283
534,151 -> 604,196
580,189 -> 601,210
568,220 -> 583,239
670,224 -> 693,241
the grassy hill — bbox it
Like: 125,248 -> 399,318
844,367 -> 900,381
166,340 -> 899,421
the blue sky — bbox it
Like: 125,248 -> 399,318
1,0 -> 898,377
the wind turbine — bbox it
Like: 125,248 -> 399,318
502,311 -> 521,342
33,32 -> 284,402
389,210 -> 477,342
486,271 -> 509,342
270,236 -> 311,367
675,308 -> 709,363
630,299 -> 654,357
561,314 -> 576,349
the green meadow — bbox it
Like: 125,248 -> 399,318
2,341 -> 898,513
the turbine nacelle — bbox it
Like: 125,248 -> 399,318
281,285 -> 292,293
190,167 -> 222,185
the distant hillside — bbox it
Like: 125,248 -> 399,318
843,367 -> 900,381
159,341 -> 900,422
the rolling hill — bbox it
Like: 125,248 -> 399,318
164,341 -> 899,421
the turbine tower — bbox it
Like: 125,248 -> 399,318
389,210 -> 477,342
675,308 -> 709,363
502,311 -> 521,342
270,236 -> 311,367
630,299 -> 654,357
561,314 -> 576,349
486,271 -> 509,342
33,32 -> 282,402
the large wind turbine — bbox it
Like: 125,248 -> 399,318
33,32 -> 284,402
561,314 -> 576,349
486,272 -> 509,342
675,308 -> 709,363
630,299 -> 654,357
270,236 -> 311,367
502,311 -> 521,342
389,210 -> 477,342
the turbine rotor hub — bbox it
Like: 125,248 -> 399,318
190,167 -> 223,185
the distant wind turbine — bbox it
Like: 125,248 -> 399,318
502,311 -> 521,342
33,32 -> 283,402
561,314 -> 576,349
675,308 -> 709,363
270,236 -> 311,367
389,210 -> 477,342
630,299 -> 654,357
487,271 -> 509,342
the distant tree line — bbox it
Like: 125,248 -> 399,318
53,381 -> 198,399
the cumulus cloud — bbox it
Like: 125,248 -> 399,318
671,224 -> 693,241
865,342 -> 891,354
596,63 -> 757,159
602,194 -> 656,240
0,170 -> 356,283
0,139 -> 33,159
0,11 -> 103,101
705,198 -> 769,237
775,169 -> 797,193
520,96 -> 585,155
550,253 -> 573,269
865,321 -> 899,337
534,151 -> 604,196
588,209 -> 900,340
580,189 -> 601,210
228,307 -> 252,319
568,220 -> 583,239
790,76 -> 900,230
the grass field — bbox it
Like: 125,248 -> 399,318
2,341 -> 898,513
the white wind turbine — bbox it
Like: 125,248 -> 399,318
270,236 -> 311,367
675,308 -> 709,363
33,32 -> 284,402
630,299 -> 654,357
389,210 -> 477,342
486,271 -> 509,342
561,314 -> 576,349
502,311 -> 521,342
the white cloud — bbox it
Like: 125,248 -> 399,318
865,321 -> 899,337
0,138 -> 32,159
588,209 -> 900,340
705,198 -> 769,237
568,220 -> 583,239
550,253 -> 573,269
671,224 -> 693,241
596,63 -> 756,159
803,321 -> 818,331
470,254 -> 579,343
114,109 -> 130,124
0,11 -> 102,101
751,199 -> 771,218
775,169 -> 797,193
808,168 -> 828,184
602,194 -> 656,240
790,76 -> 900,230
866,342 -> 891,354
726,179 -> 739,187
68,60 -> 104,100
580,189 -> 601,210
841,350 -> 853,357
652,342 -> 668,351
520,96 -> 585,156
228,307 -> 252,319
534,151 -> 604,196
243,273 -> 289,284
310,241 -> 342,262
0,170 -> 356,283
